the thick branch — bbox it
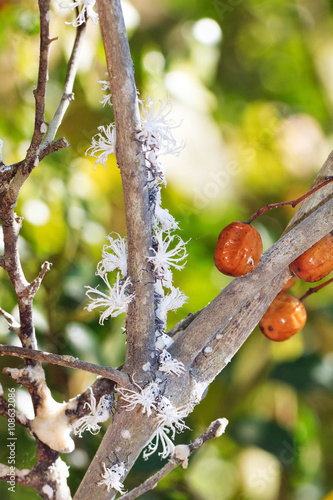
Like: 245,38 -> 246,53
96,0 -> 155,376
170,196 -> 333,372
192,273 -> 287,383
0,345 -> 130,387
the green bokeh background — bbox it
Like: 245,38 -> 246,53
0,0 -> 333,499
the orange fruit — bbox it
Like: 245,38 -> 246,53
259,293 -> 307,342
290,233 -> 333,282
214,221 -> 262,277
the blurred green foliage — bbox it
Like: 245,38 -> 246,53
0,0 -> 333,499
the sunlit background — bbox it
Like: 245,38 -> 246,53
1,0 -> 333,499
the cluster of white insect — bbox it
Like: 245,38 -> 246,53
158,349 -> 186,376
85,90 -> 188,372
117,378 -> 163,418
60,1 -> 192,490
143,396 -> 192,460
137,97 -> 188,374
60,0 -> 99,27
117,378 -> 192,460
59,30 -> 194,485
84,94 -> 190,463
98,457 -> 128,494
71,388 -> 116,437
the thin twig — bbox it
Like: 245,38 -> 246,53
0,464 -> 31,484
0,306 -> 21,334
0,389 -> 31,429
24,0 -> 52,171
299,276 -> 333,302
39,137 -> 69,161
26,261 -> 52,298
246,176 -> 333,224
118,418 -> 228,500
42,21 -> 87,145
0,345 -> 130,387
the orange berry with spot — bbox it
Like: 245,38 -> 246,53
290,233 -> 333,283
280,275 -> 298,292
214,221 -> 263,277
259,293 -> 307,342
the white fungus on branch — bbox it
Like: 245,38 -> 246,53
172,444 -> 190,468
213,417 -> 229,437
47,458 -> 71,500
5,365 -> 75,453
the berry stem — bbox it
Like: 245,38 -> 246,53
246,176 -> 333,225
299,276 -> 333,302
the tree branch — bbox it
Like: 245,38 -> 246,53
24,0 -> 52,172
118,418 -> 228,500
167,310 -> 202,339
0,385 -> 31,429
170,196 -> 333,374
42,21 -> 87,145
73,406 -> 158,500
96,0 -> 155,377
26,261 -> 52,299
0,161 -> 22,195
0,464 -> 31,487
39,137 -> 69,161
0,454 -> 72,500
0,345 -> 130,387
0,306 -> 21,334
